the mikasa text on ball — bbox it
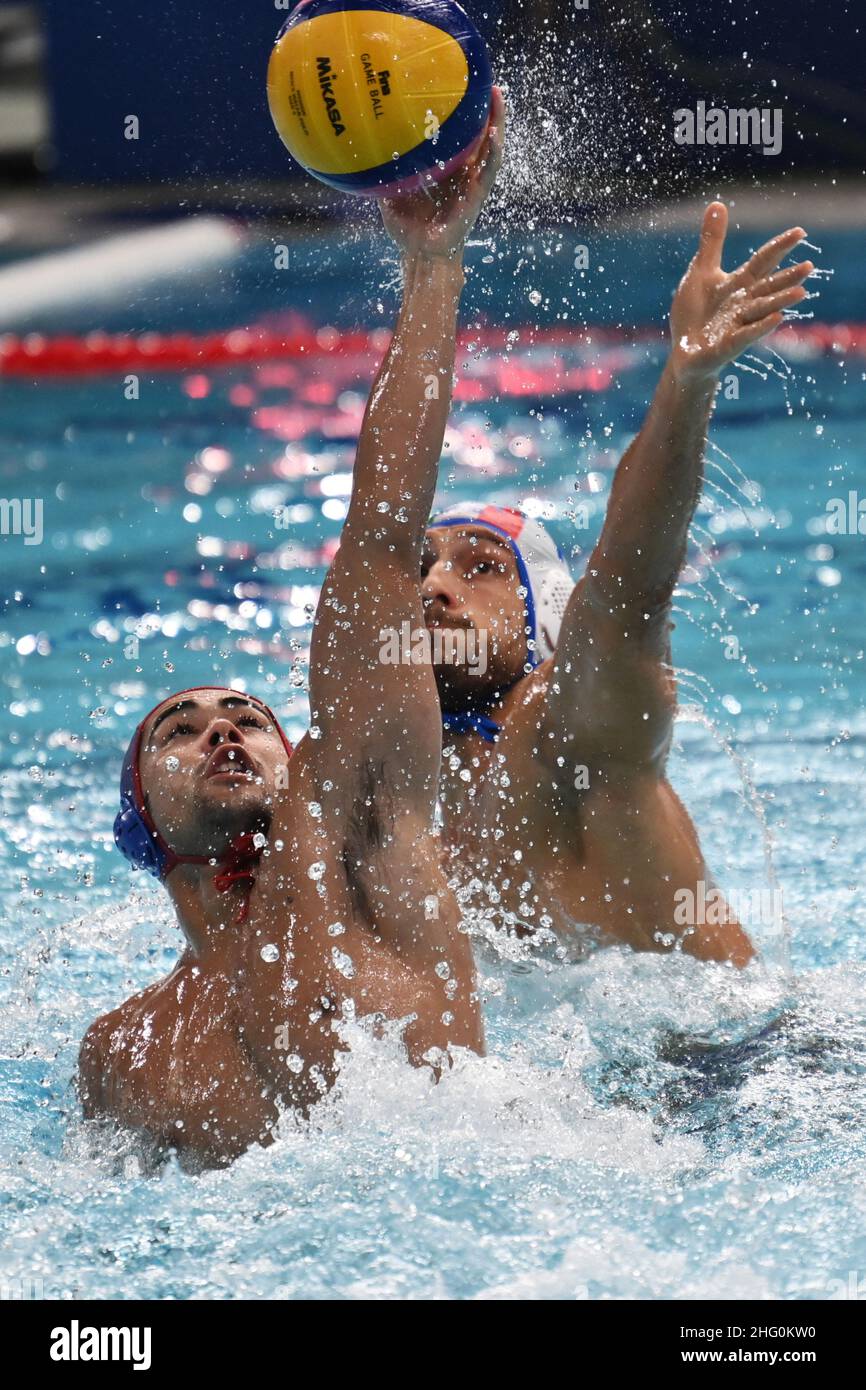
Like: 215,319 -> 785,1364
267,0 -> 493,196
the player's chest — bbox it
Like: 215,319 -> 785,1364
107,988 -> 259,1129
440,729 -> 584,854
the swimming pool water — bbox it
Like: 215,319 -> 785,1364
1,224 -> 865,1300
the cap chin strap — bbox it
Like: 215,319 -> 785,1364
442,708 -> 503,743
209,831 -> 263,924
122,811 -> 262,922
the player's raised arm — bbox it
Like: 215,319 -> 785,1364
226,96 -> 505,1092
546,204 -> 813,770
344,88 -> 504,552
309,88 -> 504,792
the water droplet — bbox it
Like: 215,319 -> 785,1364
308,861 -> 325,881
331,947 -> 355,979
164,755 -> 180,772
260,943 -> 280,963
435,961 -> 451,979
308,801 -> 322,820
327,921 -> 345,936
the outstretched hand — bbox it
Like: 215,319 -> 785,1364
669,202 -> 813,382
378,86 -> 505,260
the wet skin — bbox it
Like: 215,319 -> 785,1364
422,527 -> 752,964
79,682 -> 481,1170
77,90 -> 507,1169
418,208 -> 813,969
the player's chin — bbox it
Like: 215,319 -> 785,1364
434,658 -> 497,704
200,777 -> 269,820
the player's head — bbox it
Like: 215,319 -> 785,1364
113,687 -> 293,881
423,504 -> 575,707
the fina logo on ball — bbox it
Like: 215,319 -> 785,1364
316,56 -> 345,136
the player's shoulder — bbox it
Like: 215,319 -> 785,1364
500,664 -> 553,748
77,970 -> 186,1116
77,1007 -> 118,1114
79,972 -> 177,1066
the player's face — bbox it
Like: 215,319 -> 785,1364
138,690 -> 288,857
421,526 -> 528,705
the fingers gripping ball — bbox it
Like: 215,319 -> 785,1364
267,0 -> 493,196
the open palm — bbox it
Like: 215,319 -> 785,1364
670,202 -> 813,381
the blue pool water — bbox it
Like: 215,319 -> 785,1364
1,222 -> 866,1300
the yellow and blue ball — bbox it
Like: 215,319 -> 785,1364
267,0 -> 493,196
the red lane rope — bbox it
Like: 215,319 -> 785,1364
1,322 -> 864,378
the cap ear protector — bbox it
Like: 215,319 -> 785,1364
113,687 -> 293,881
427,503 -> 576,665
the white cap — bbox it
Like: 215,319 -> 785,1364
427,502 -> 576,664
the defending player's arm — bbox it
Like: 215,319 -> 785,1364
546,204 -> 813,769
